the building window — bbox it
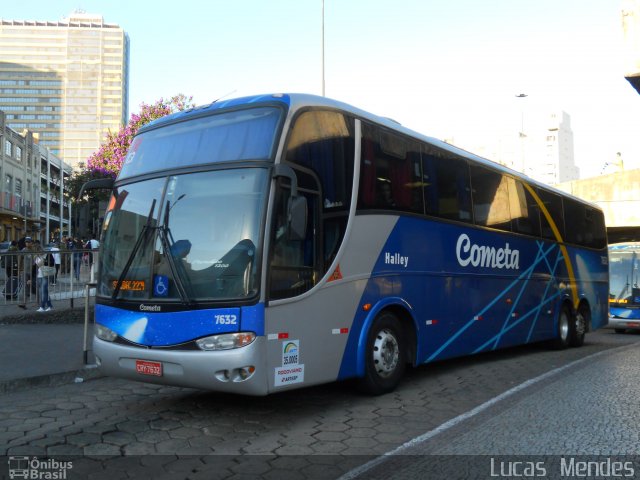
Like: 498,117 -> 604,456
4,141 -> 11,157
5,175 -> 13,194
15,179 -> 22,197
15,146 -> 22,161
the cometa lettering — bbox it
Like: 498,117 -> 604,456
140,304 -> 161,312
456,233 -> 520,270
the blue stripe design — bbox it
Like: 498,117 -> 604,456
427,242 -> 558,362
95,303 -> 265,346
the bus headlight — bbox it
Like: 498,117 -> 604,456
196,332 -> 256,351
95,324 -> 118,342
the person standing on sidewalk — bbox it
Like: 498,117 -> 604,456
34,243 -> 54,312
49,242 -> 61,285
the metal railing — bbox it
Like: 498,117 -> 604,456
0,249 -> 98,307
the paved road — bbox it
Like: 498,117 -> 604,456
0,330 -> 638,479
347,334 -> 640,479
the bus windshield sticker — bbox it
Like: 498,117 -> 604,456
153,275 -> 169,297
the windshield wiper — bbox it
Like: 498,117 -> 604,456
157,198 -> 194,305
112,199 -> 157,300
616,251 -> 638,301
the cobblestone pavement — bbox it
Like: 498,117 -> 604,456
1,330 -> 638,480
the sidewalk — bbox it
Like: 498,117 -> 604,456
0,296 -> 102,394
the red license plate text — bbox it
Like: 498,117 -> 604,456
135,360 -> 163,376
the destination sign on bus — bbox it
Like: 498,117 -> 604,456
111,280 -> 146,291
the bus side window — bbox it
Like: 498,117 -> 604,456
358,123 -> 423,214
537,188 -> 565,240
469,165 -> 512,232
422,150 -> 472,223
509,180 -> 541,237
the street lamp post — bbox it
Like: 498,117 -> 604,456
515,93 -> 528,173
321,0 -> 325,96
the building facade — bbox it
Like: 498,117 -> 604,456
528,110 -> 579,184
0,109 -> 71,243
0,12 -> 129,169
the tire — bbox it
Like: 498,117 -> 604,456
552,304 -> 572,349
614,328 -> 627,334
358,311 -> 406,395
569,303 -> 588,347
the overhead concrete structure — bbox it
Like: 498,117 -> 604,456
555,168 -> 640,243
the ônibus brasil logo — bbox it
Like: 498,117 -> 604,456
8,456 -> 72,479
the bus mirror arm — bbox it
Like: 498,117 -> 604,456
78,178 -> 115,200
272,164 -> 307,241
272,164 -> 298,196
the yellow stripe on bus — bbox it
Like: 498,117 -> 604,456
522,183 -> 579,309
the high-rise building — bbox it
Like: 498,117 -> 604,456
0,12 -> 129,169
527,111 -> 579,184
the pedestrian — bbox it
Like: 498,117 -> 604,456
50,242 -> 61,285
34,245 -> 54,312
72,237 -> 83,281
20,237 -> 37,296
2,240 -> 19,278
85,235 -> 100,267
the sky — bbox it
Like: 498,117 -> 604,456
2,0 -> 640,178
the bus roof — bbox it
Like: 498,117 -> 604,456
139,92 -> 601,211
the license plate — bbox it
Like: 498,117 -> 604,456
135,360 -> 163,376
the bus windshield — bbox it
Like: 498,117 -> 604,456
118,106 -> 283,180
98,168 -> 268,302
609,248 -> 640,303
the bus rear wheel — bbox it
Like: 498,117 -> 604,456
552,305 -> 572,349
570,303 -> 588,347
358,311 -> 406,395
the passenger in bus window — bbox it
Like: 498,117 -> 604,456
378,181 -> 396,208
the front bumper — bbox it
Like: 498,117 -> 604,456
608,316 -> 640,331
93,335 -> 269,395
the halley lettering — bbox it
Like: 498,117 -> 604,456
384,252 -> 409,268
456,234 -> 520,270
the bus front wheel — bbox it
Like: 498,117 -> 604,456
358,311 -> 406,395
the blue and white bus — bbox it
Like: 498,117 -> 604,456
608,242 -> 640,333
89,93 -> 609,395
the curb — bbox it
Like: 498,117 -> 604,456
0,364 -> 104,395
0,306 -> 92,325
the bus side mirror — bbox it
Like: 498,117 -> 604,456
273,164 -> 307,240
288,196 -> 307,241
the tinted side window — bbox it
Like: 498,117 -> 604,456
564,199 -> 607,249
285,110 -> 354,210
537,189 -> 565,240
358,123 -> 424,214
509,180 -> 541,237
422,147 -> 472,223
469,165 -> 512,232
